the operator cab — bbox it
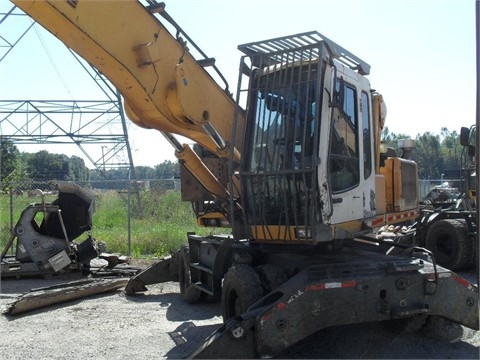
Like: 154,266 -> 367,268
235,31 -> 377,244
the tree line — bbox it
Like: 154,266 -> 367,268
0,141 -> 180,187
0,125 -> 470,187
381,126 -> 468,180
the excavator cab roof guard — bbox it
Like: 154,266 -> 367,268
238,31 -> 371,75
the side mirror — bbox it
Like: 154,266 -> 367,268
460,127 -> 470,146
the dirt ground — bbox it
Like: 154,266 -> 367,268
0,270 -> 479,359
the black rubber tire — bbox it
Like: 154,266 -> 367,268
425,219 -> 472,270
382,314 -> 428,334
255,264 -> 288,293
468,236 -> 478,268
421,315 -> 445,332
179,246 -> 202,304
221,264 -> 264,322
201,290 -> 221,303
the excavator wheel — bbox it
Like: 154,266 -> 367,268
255,264 -> 288,293
421,315 -> 445,331
468,236 -> 479,268
426,219 -> 472,270
221,264 -> 264,322
179,246 -> 202,304
201,290 -> 221,304
382,314 -> 429,334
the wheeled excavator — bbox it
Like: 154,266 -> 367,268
11,0 -> 479,358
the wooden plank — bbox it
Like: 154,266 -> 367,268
3,278 -> 129,315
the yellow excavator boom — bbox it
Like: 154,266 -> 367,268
12,0 -> 244,202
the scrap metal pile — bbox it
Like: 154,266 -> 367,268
0,181 -> 136,279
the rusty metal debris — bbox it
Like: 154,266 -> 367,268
1,181 -> 98,278
3,277 -> 129,315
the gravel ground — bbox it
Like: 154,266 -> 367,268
0,270 -> 479,359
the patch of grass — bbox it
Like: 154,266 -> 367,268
0,190 -> 215,258
92,190 -> 210,256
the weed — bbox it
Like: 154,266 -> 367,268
0,190 -> 213,258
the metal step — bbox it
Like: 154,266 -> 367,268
190,262 -> 214,275
193,282 -> 214,296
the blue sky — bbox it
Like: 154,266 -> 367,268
0,0 -> 476,167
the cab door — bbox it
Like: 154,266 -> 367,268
328,74 -> 375,225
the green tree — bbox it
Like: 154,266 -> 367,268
439,127 -> 461,172
155,160 -> 179,179
413,132 -> 443,179
69,155 -> 89,181
88,168 -> 103,181
0,138 -> 19,182
27,150 -> 70,180
381,126 -> 396,147
381,127 -> 413,156
134,165 -> 156,179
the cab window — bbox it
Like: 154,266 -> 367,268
362,92 -> 372,179
329,81 -> 359,192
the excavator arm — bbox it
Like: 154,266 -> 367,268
12,0 -> 244,206
10,3 -> 480,359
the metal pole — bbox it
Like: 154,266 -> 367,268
9,181 -> 14,255
475,0 -> 479,286
127,169 -> 132,257
101,145 -> 107,174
